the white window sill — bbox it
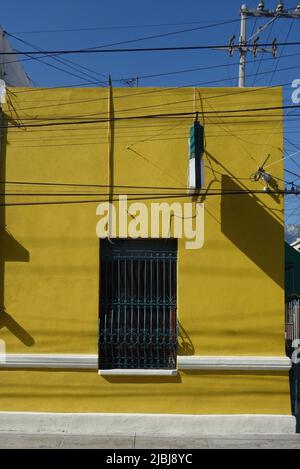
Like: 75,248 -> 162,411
98,369 -> 178,377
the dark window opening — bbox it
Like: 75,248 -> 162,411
99,239 -> 178,370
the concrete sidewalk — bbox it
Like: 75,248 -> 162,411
1,433 -> 300,449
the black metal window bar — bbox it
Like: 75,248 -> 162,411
285,295 -> 300,416
99,239 -> 178,370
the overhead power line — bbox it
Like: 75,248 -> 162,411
4,51 -> 300,95
6,32 -> 108,83
5,38 -> 300,75
268,18 -> 295,85
286,169 -> 300,179
251,15 -> 277,86
0,173 -> 286,191
10,18 -> 240,34
1,104 -> 299,130
5,110 -> 297,121
8,75 -> 294,102
80,20 -> 243,51
0,189 -> 291,203
3,20 -> 243,69
4,22 -> 246,87
2,19 -> 241,69
0,189 -> 295,208
13,50 -> 106,85
4,58 -> 300,116
2,41 -> 300,56
0,190 -> 284,197
115,50 -> 300,82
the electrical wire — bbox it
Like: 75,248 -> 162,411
0,190 -> 292,209
284,138 -> 300,158
83,20 -> 243,51
6,33 -> 108,83
114,60 -> 300,90
7,69 -> 298,119
15,49 -> 107,85
268,19 -> 295,85
251,17 -> 276,86
10,18 -> 241,34
3,19 -> 242,69
2,41 -> 300,56
286,204 -> 300,222
264,149 -> 300,169
0,181 -> 288,195
4,47 -> 300,86
0,180 -> 283,192
0,23 -> 295,214
1,104 -> 299,130
4,123 -> 296,138
7,77 -> 293,108
286,169 -> 300,180
0,190 -> 285,197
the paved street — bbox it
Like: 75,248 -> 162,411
1,433 -> 300,449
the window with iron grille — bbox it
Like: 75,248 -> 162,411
99,239 -> 178,370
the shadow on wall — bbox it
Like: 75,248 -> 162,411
221,175 -> 284,289
102,374 -> 182,384
178,322 -> 195,356
2,231 -> 30,262
0,112 -> 33,346
0,311 -> 34,346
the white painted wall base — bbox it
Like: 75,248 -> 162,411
0,412 -> 296,435
0,354 -> 291,371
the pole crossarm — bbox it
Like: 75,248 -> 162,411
244,10 -> 300,19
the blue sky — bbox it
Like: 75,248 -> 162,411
1,0 -> 300,223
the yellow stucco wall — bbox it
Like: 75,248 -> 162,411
0,86 -> 290,414
0,371 -> 290,414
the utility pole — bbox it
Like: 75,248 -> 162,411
234,2 -> 300,87
239,5 -> 247,87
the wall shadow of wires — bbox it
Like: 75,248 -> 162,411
0,112 -> 33,346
